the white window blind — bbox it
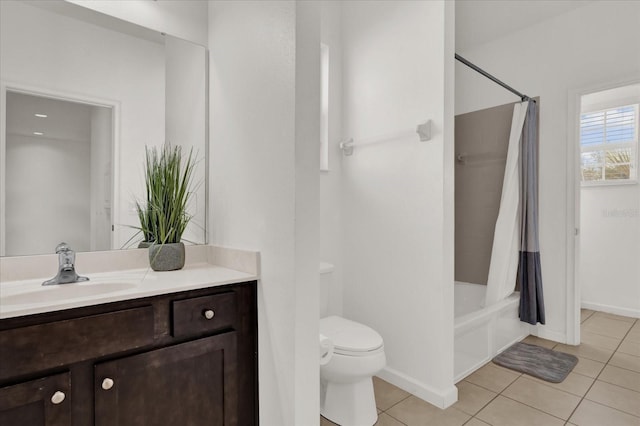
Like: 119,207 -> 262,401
580,104 -> 638,184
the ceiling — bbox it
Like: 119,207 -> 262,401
456,0 -> 594,51
6,92 -> 94,143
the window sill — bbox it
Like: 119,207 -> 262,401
581,179 -> 638,188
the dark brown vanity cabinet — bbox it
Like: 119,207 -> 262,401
0,372 -> 71,426
0,281 -> 258,426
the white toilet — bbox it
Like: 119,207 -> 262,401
319,315 -> 386,426
318,263 -> 387,425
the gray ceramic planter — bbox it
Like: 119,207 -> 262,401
149,242 -> 185,271
138,240 -> 153,249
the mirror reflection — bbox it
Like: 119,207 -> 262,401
0,0 -> 208,256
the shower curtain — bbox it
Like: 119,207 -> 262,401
485,100 -> 545,325
485,102 -> 528,306
518,101 -> 545,325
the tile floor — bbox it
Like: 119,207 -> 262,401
321,310 -> 640,426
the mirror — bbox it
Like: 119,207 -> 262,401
0,0 -> 208,256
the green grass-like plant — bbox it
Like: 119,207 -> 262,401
137,144 -> 196,245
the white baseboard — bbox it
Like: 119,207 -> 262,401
376,367 -> 458,409
582,301 -> 640,319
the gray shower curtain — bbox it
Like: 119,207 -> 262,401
518,101 -> 545,325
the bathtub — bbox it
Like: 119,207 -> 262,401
454,282 -> 528,382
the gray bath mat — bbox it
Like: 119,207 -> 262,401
492,342 -> 578,383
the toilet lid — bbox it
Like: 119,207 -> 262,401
319,316 -> 384,353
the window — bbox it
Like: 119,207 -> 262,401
580,104 -> 638,184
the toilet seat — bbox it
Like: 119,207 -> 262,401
320,316 -> 384,355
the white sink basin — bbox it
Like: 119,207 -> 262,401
2,282 -> 138,306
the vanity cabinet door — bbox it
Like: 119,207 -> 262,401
94,332 -> 238,426
0,372 -> 71,426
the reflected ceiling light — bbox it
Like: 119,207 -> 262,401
35,113 -> 47,118
33,132 -> 44,136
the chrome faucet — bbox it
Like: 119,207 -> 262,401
43,242 -> 89,286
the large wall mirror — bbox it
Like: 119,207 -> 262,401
0,0 -> 208,256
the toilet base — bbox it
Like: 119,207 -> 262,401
321,377 -> 378,426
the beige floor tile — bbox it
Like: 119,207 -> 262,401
554,343 -> 614,363
521,335 -> 556,349
570,356 -> 606,378
581,309 -> 595,323
375,412 -> 406,426
373,377 -> 411,411
527,372 -> 594,397
464,419 -> 491,426
464,363 -> 520,393
385,396 -> 470,426
626,326 -> 640,344
581,330 -> 621,350
618,339 -> 640,357
569,399 -> 640,426
585,380 -> 640,417
591,311 -> 636,324
475,395 -> 564,426
582,315 -> 633,339
609,352 -> 640,373
501,376 -> 581,420
598,365 -> 640,393
453,380 -> 497,416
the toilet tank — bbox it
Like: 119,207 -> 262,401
319,262 -> 334,318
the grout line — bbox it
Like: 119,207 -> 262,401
513,373 -> 588,398
497,393 -> 572,422
378,393 -> 412,416
600,360 -> 640,375
380,409 -> 408,425
461,381 -> 501,420
563,312 -> 639,423
469,312 -> 638,425
361,313 -> 639,426
597,374 -> 640,393
578,397 -> 640,420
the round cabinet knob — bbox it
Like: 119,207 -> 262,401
102,378 -> 114,390
203,309 -> 215,320
51,391 -> 65,405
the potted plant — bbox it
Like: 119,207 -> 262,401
135,200 -> 154,249
140,143 -> 196,271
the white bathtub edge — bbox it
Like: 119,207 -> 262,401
455,292 -> 520,332
377,367 -> 458,409
454,286 -> 528,382
453,327 -> 529,383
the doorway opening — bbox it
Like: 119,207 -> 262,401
1,88 -> 115,256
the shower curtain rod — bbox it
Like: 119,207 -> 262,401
455,54 -> 533,102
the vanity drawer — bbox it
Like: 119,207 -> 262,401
0,306 -> 154,381
172,292 -> 237,338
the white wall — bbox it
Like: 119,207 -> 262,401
209,1 -> 321,424
6,133 -> 91,255
66,0 -> 208,46
341,0 -> 456,407
0,1 -> 165,250
319,1 -> 344,317
455,1 -> 640,341
581,185 -> 640,316
90,106 -> 113,251
580,84 -> 640,317
165,35 -> 208,245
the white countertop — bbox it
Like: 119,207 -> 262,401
0,246 -> 260,320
